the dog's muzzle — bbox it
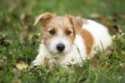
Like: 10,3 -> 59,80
56,43 -> 65,52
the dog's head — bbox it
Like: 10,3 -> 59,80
34,13 -> 83,54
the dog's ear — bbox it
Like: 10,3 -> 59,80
34,13 -> 56,27
66,15 -> 83,34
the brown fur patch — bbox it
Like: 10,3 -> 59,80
40,13 -> 56,27
66,15 -> 83,34
80,29 -> 94,55
42,26 -> 58,46
63,25 -> 75,44
34,13 -> 56,27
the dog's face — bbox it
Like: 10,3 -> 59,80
42,17 -> 75,54
34,13 -> 83,54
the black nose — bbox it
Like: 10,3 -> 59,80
56,43 -> 65,52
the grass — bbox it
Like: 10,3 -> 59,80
0,0 -> 125,83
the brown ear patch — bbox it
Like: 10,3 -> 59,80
80,29 -> 94,55
34,13 -> 56,27
40,13 -> 55,27
66,15 -> 83,34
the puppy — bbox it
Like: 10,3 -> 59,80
32,13 -> 112,66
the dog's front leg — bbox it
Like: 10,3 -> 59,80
31,54 -> 45,66
31,44 -> 47,66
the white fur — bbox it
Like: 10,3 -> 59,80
32,19 -> 112,66
82,19 -> 112,56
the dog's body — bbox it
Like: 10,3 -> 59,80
32,13 -> 112,66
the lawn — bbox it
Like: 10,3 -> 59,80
0,0 -> 125,83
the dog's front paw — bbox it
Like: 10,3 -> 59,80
31,60 -> 37,66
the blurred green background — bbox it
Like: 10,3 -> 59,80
0,0 -> 125,83
0,0 -> 125,40
0,0 -> 125,31
0,0 -> 125,37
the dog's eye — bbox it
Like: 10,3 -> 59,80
49,29 -> 55,35
66,30 -> 71,35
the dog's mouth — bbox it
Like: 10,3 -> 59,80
48,49 -> 65,55
57,51 -> 65,54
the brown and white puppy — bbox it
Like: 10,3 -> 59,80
32,13 -> 112,65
